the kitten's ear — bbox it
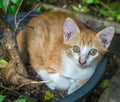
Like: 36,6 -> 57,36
96,27 -> 115,49
64,17 -> 80,40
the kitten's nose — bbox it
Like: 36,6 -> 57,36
79,59 -> 86,66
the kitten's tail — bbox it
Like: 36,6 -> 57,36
2,60 -> 35,85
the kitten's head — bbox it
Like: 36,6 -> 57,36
63,17 -> 114,67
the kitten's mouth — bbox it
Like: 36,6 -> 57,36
79,64 -> 86,68
78,63 -> 87,68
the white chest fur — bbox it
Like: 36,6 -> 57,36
61,52 -> 97,80
61,52 -> 98,94
38,51 -> 98,94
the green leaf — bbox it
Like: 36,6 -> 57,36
0,95 -> 6,102
85,0 -> 94,4
72,6 -> 81,12
72,6 -> 89,13
0,0 -> 7,11
100,9 -> 113,17
107,17 -> 114,21
116,15 -> 120,22
10,0 -> 21,5
99,79 -> 110,89
79,6 -> 89,13
13,98 -> 34,102
13,98 -> 27,102
0,59 -> 8,68
83,0 -> 100,5
116,7 -> 120,22
26,99 -> 34,102
19,99 -> 27,102
26,0 -> 38,5
37,6 -> 53,13
44,91 -> 54,101
109,2 -> 120,10
94,0 -> 101,4
7,5 -> 18,14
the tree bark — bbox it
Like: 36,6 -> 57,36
0,16 -> 29,84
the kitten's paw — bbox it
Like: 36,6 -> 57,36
46,82 -> 56,90
68,83 -> 82,94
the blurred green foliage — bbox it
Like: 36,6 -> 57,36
13,98 -> 34,102
0,59 -> 8,68
0,0 -> 7,11
0,0 -> 52,14
0,0 -> 22,14
36,6 -> 53,13
0,95 -> 34,102
99,79 -> 110,89
72,0 -> 120,22
0,0 -> 120,22
44,91 -> 55,101
0,95 -> 6,102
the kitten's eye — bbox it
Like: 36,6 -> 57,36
73,45 -> 80,53
89,49 -> 97,56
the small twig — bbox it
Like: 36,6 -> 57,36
60,92 -> 65,98
14,0 -> 47,32
0,82 -> 24,97
0,82 -> 35,101
0,16 -> 30,84
14,0 -> 23,31
0,71 -> 4,80
18,80 -> 51,88
5,0 -> 10,14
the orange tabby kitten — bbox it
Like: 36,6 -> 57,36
5,11 -> 115,94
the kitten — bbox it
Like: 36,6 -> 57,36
4,11 -> 115,94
